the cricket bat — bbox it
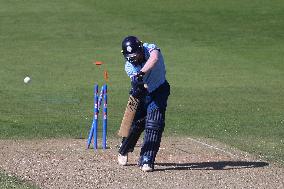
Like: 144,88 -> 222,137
118,95 -> 140,137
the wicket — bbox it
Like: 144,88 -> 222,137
87,84 -> 108,150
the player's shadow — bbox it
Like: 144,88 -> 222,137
154,161 -> 269,171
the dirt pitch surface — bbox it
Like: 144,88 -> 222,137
0,137 -> 283,189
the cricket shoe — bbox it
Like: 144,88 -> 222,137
118,153 -> 128,166
140,156 -> 154,172
141,164 -> 153,172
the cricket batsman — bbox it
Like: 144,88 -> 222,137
118,36 -> 170,172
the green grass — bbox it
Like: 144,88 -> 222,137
0,0 -> 284,186
0,171 -> 38,189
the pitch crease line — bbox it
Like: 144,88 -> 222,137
187,137 -> 239,158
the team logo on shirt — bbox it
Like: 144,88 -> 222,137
126,46 -> 132,53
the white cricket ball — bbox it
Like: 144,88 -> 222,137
24,76 -> 31,84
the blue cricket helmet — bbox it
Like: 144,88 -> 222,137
121,36 -> 144,65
